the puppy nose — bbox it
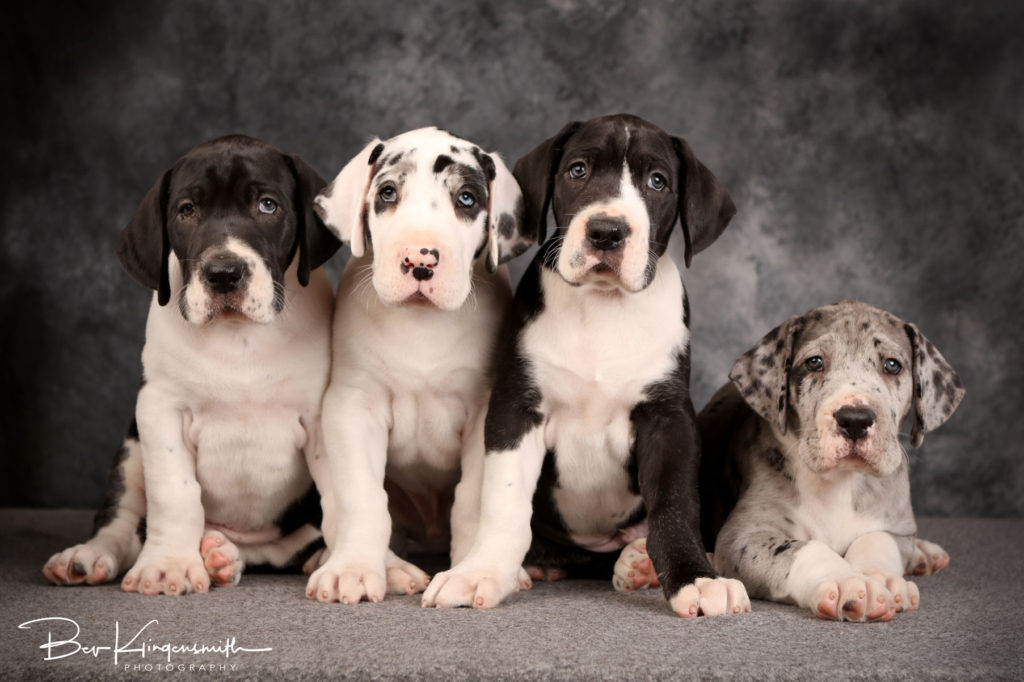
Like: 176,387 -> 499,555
402,247 -> 440,281
834,406 -> 876,441
585,218 -> 629,251
202,256 -> 248,294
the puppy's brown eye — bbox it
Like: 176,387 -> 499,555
379,185 -> 397,203
568,162 -> 587,180
178,202 -> 195,218
648,173 -> 667,191
883,358 -> 902,375
258,198 -> 277,214
805,356 -> 824,371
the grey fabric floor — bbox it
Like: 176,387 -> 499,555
1,510 -> 1021,681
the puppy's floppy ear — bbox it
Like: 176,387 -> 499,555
729,315 -> 802,434
512,121 -> 580,246
116,168 -> 173,306
285,153 -> 341,286
314,138 -> 384,259
672,136 -> 736,267
478,151 -> 529,272
904,322 -> 965,448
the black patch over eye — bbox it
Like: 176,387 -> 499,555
456,190 -> 476,208
178,202 -> 196,218
805,356 -> 824,371
883,358 -> 903,375
379,184 -> 397,203
258,197 -> 277,214
648,173 -> 667,191
568,161 -> 587,180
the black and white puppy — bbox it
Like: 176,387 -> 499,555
43,135 -> 339,594
700,301 -> 964,621
423,114 -> 750,617
305,128 -> 533,604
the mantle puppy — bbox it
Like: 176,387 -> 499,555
423,114 -> 750,617
699,301 -> 963,621
306,128 -> 532,604
43,135 -> 339,594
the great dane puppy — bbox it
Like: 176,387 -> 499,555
43,135 -> 339,594
423,114 -> 751,618
698,300 -> 964,621
306,128 -> 531,604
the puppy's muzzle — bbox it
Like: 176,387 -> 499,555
202,254 -> 250,294
833,405 -> 876,441
401,247 -> 440,282
585,217 -> 630,252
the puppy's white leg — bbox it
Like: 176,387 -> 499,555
306,387 -> 391,604
120,388 -> 208,596
845,531 -> 920,613
785,539 -> 897,622
449,408 -> 486,566
422,425 -> 545,609
44,436 -> 145,586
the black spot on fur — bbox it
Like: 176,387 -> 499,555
774,540 -> 794,555
433,155 -> 454,174
368,143 -> 384,166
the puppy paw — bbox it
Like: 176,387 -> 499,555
121,550 -> 209,596
669,576 -> 750,618
305,561 -> 386,604
810,573 -> 899,622
421,564 -> 520,609
909,538 -> 950,576
385,554 -> 431,595
612,537 -> 659,592
524,565 -> 567,583
43,544 -> 119,586
302,547 -> 328,576
199,530 -> 244,588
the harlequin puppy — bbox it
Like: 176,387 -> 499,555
422,114 -> 751,618
42,135 -> 340,594
698,300 -> 964,621
305,128 -> 532,604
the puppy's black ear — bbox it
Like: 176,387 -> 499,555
904,322 -> 965,448
116,168 -> 172,305
672,137 -> 736,267
729,315 -> 802,434
512,121 -> 580,245
286,154 -> 341,286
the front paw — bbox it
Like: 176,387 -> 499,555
421,564 -> 520,609
306,560 -> 386,604
669,577 -> 750,618
809,572 -> 917,622
200,530 -> 244,588
909,538 -> 950,575
121,549 -> 209,596
385,553 -> 431,596
44,544 -> 119,586
612,537 -> 659,592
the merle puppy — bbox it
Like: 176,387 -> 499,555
423,114 -> 750,617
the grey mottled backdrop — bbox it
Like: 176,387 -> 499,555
2,0 -> 1021,515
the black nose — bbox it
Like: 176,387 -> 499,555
412,267 -> 434,281
202,257 -> 248,294
586,218 -> 629,251
834,406 -> 876,441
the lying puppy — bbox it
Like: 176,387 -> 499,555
305,128 -> 532,604
699,300 -> 964,621
423,114 -> 750,618
43,135 -> 339,594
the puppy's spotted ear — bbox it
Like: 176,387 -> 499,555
477,151 -> 529,272
904,322 -> 965,448
116,167 -> 173,306
285,154 -> 341,286
513,121 -> 581,246
314,138 -> 384,259
729,315 -> 802,434
672,137 -> 736,267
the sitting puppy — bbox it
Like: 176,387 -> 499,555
43,135 -> 339,594
699,300 -> 964,621
423,114 -> 751,618
305,128 -> 532,604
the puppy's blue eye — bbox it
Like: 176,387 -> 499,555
805,356 -> 824,371
883,358 -> 902,375
648,173 -> 667,191
379,185 -> 397,203
258,198 -> 277,214
568,162 -> 587,180
457,191 -> 476,208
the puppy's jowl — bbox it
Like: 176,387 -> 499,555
423,114 -> 750,618
43,136 -> 340,594
700,301 -> 964,622
306,128 -> 533,604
